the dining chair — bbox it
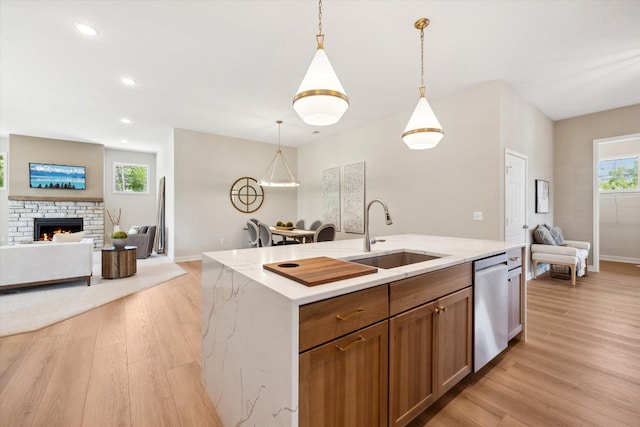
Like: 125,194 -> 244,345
309,220 -> 322,231
314,223 -> 336,242
247,221 -> 260,248
295,219 -> 305,229
257,221 -> 273,247
248,218 -> 259,225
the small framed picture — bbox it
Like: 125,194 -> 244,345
535,179 -> 549,213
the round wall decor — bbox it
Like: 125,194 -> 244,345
229,177 -> 264,213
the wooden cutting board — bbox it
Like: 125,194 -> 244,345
263,256 -> 378,287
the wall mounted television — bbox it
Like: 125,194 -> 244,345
29,163 -> 86,190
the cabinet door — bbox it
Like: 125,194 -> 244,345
436,287 -> 472,397
389,300 -> 438,427
299,321 -> 388,427
507,266 -> 523,339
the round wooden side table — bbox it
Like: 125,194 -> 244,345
102,246 -> 137,279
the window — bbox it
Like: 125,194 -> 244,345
0,152 -> 6,190
113,162 -> 149,194
598,155 -> 639,191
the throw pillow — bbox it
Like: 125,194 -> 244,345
52,231 -> 85,243
139,225 -> 149,234
128,225 -> 140,235
533,225 -> 556,245
549,226 -> 564,245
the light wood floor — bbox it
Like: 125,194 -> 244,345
408,261 -> 640,426
1,261 -> 638,426
0,261 -> 222,427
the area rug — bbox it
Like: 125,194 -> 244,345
0,254 -> 186,337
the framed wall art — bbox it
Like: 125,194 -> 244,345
535,179 -> 549,213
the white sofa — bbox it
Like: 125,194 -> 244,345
0,238 -> 93,290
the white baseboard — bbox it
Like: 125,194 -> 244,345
174,255 -> 202,263
600,255 -> 640,264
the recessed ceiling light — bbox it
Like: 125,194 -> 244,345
75,23 -> 98,36
121,77 -> 136,86
120,118 -> 131,124
121,139 -> 128,144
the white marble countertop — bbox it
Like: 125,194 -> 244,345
202,234 -> 524,305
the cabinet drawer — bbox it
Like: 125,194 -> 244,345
507,248 -> 523,270
299,284 -> 389,352
389,263 -> 472,316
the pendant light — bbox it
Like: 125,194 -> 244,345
259,121 -> 300,187
293,0 -> 349,126
402,18 -> 444,150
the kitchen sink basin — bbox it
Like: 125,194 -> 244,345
349,251 -> 443,269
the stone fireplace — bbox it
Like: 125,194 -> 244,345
8,199 -> 104,249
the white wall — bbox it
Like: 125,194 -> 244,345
499,83 -> 555,240
598,138 -> 640,262
0,137 -> 8,245
297,80 -> 554,249
103,148 -> 157,240
172,128 -> 298,261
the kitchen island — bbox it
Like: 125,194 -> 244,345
202,234 -> 525,427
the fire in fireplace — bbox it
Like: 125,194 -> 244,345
34,218 -> 84,241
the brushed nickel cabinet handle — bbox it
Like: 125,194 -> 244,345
509,257 -> 521,261
336,308 -> 365,321
336,335 -> 366,352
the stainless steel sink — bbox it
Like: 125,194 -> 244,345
349,251 -> 442,269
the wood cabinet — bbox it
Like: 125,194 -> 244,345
298,261 -> 478,427
299,284 -> 388,352
389,287 -> 472,427
506,248 -> 524,340
299,321 -> 388,427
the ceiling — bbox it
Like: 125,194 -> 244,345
1,1 -> 639,153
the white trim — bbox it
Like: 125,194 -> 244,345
174,254 -> 201,262
504,148 -> 529,277
600,255 -> 640,265
592,133 -> 640,273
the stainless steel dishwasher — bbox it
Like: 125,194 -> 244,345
473,253 -> 508,372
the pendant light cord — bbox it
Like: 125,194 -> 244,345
277,120 -> 282,152
316,0 -> 324,48
419,25 -> 425,97
318,0 -> 323,36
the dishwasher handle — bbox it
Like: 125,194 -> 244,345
474,253 -> 508,271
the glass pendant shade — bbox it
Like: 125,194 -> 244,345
293,47 -> 349,126
402,95 -> 444,150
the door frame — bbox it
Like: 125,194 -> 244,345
504,149 -> 529,278
592,132 -> 640,273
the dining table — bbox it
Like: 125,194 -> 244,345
269,226 -> 315,244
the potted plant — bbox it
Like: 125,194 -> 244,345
111,230 -> 128,249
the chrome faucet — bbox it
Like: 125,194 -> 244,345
363,198 -> 393,252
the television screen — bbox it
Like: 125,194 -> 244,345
29,163 -> 86,190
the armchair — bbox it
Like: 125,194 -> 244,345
126,225 -> 157,259
531,224 -> 590,286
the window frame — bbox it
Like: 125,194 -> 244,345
113,162 -> 149,194
597,154 -> 639,193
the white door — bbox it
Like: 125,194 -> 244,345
505,151 -> 528,244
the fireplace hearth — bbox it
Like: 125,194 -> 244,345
34,217 -> 84,241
